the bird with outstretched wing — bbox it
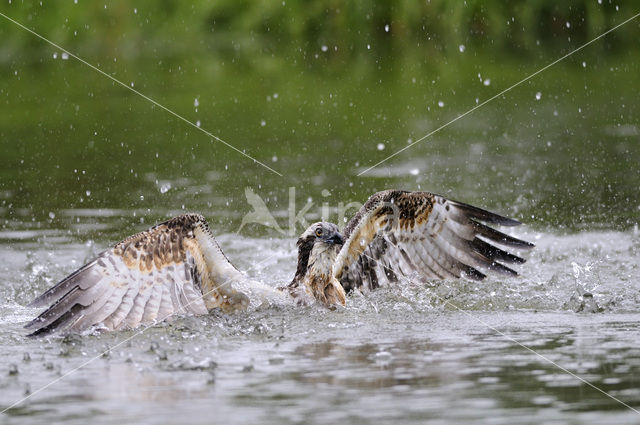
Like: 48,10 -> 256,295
26,190 -> 533,335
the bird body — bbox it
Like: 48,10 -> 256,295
287,222 -> 346,307
25,190 -> 533,335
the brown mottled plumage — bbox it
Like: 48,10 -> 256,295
334,190 -> 533,293
26,190 -> 533,336
25,214 -> 249,336
287,222 -> 346,307
288,190 -> 532,299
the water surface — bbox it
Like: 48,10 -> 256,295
1,3 -> 640,423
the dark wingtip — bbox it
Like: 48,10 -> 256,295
513,239 -> 536,250
24,316 -> 46,331
24,318 -> 49,337
24,315 -> 40,328
26,328 -> 49,337
451,200 -> 523,226
462,265 -> 487,281
489,262 -> 519,276
473,221 -> 535,250
26,297 -> 47,309
24,310 -> 76,337
471,238 -> 528,264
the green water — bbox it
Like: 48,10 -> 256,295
1,2 -> 640,424
2,16 -> 639,235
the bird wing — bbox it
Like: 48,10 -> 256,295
25,213 -> 248,336
333,190 -> 534,292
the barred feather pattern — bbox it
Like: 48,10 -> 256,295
25,214 -> 249,336
333,190 -> 534,293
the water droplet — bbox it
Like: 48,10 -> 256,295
458,45 -> 465,53
321,45 -> 328,52
410,169 -> 419,176
271,155 -> 278,162
566,22 -> 571,28
483,79 -> 491,86
377,143 -> 385,151
437,100 -> 444,108
61,52 -> 69,60
194,98 -> 199,107
86,190 -> 91,197
384,24 -> 390,32
367,44 -> 371,50
260,120 -> 266,127
582,61 -> 586,68
140,195 -> 144,201
48,211 -> 55,219
535,92 -> 542,100
196,120 -> 201,127
52,52 -> 58,59
159,183 -> 171,194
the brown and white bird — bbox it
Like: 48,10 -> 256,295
25,190 -> 533,335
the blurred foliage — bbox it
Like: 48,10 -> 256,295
1,0 -> 639,232
1,0 -> 638,73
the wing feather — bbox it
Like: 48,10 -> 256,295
121,282 -> 151,329
411,243 -> 447,279
26,213 -> 248,336
473,221 -> 533,248
157,284 -> 176,320
334,190 -> 533,291
428,220 -> 510,276
141,281 -> 163,325
67,284 -> 125,333
26,260 -> 103,308
102,286 -> 138,330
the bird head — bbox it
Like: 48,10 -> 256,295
291,222 -> 346,307
299,222 -> 345,247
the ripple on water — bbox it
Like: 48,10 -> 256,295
1,230 -> 640,424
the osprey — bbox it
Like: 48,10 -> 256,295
25,190 -> 533,335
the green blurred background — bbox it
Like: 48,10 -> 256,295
1,1 -> 639,239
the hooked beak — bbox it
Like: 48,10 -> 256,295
325,232 -> 344,245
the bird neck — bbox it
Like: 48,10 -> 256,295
290,242 -> 345,307
292,242 -> 336,283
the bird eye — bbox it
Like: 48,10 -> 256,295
315,228 -> 323,237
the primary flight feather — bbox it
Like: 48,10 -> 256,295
26,190 -> 533,335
